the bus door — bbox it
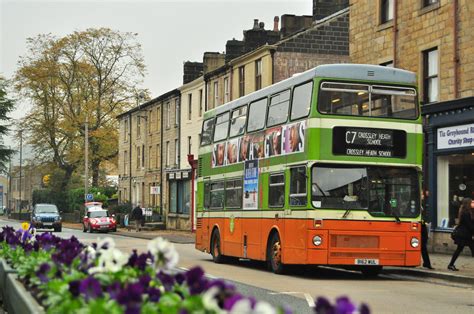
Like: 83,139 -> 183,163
284,165 -> 308,264
199,179 -> 211,251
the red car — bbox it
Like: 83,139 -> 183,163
82,203 -> 117,233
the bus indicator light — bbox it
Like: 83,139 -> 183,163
314,219 -> 323,227
411,223 -> 419,230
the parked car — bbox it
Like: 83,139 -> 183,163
82,203 -> 117,233
30,203 -> 62,232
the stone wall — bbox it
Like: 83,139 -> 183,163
350,0 -> 474,102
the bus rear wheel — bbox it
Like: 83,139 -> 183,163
267,233 -> 284,274
211,230 -> 225,263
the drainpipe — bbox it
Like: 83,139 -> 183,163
453,0 -> 459,98
160,102 -> 164,219
187,154 -> 197,232
129,112 -> 132,205
393,0 -> 398,67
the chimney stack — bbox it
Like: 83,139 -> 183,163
273,16 -> 279,32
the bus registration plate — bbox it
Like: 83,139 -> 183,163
355,258 -> 379,265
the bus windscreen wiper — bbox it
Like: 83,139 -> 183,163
392,212 -> 401,223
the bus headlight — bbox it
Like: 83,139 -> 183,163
313,235 -> 322,246
410,237 -> 419,248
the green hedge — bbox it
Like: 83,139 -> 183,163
32,186 -> 117,213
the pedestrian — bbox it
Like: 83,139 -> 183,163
131,203 -> 143,232
421,209 -> 433,269
448,197 -> 474,271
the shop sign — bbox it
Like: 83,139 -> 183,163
437,123 -> 474,150
150,186 -> 160,195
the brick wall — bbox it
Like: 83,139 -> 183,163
277,11 -> 349,56
273,52 -> 349,83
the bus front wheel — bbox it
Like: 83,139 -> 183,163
211,230 -> 225,264
267,232 -> 284,274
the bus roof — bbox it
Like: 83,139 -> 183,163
206,63 -> 417,117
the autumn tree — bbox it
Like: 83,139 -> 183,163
0,77 -> 15,172
15,28 -> 146,188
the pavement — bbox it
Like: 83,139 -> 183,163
4,219 -> 474,285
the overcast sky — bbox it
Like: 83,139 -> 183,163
0,0 -> 311,159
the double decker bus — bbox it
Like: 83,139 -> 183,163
195,64 -> 422,276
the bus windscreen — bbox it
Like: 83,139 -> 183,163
311,165 -> 420,218
318,82 -> 418,119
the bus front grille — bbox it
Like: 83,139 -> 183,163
330,235 -> 379,248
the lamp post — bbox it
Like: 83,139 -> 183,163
18,130 -> 23,219
84,116 -> 89,202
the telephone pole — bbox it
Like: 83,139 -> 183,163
84,117 -> 89,201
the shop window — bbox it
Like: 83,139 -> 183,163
226,178 -> 243,208
269,173 -> 285,207
169,181 -> 177,213
290,166 -> 307,206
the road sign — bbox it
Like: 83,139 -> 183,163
86,193 -> 94,201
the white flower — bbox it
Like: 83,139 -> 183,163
202,286 -> 225,313
147,237 -> 179,270
230,299 -> 252,314
230,299 -> 277,314
253,301 -> 277,314
96,237 -> 115,251
88,247 -> 128,274
82,245 -> 97,262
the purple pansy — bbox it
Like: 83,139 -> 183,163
69,280 -> 81,297
35,263 -> 51,283
223,294 -> 245,311
157,271 -> 175,292
79,277 -> 103,301
147,287 -> 161,302
335,296 -> 356,314
107,282 -> 122,300
185,266 -> 208,295
117,282 -> 143,314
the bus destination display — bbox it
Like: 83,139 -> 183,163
332,127 -> 406,158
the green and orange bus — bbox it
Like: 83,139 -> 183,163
195,64 -> 422,276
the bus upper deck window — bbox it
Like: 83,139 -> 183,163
247,98 -> 267,132
291,81 -> 313,120
229,105 -> 248,137
213,112 -> 230,142
200,118 -> 215,146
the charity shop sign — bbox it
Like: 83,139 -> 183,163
437,123 -> 474,150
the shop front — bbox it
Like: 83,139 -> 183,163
166,170 -> 192,231
423,97 -> 474,252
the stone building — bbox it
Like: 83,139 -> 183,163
349,0 -> 474,252
205,8 -> 350,109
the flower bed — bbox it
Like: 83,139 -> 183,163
0,225 -> 370,314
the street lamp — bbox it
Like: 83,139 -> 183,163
18,130 -> 23,219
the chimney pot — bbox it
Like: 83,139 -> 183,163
253,19 -> 259,29
273,16 -> 279,31
259,21 -> 265,29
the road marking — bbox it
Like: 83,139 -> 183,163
268,292 -> 315,308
